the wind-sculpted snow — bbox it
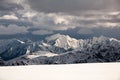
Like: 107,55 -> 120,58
0,34 -> 120,66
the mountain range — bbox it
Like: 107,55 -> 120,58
0,34 -> 120,66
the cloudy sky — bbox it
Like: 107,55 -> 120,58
0,0 -> 120,41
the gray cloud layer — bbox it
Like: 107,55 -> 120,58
0,0 -> 120,40
0,0 -> 23,11
28,0 -> 120,13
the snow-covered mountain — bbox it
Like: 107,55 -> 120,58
0,34 -> 120,66
45,34 -> 80,50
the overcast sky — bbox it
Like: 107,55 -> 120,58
28,0 -> 120,13
0,0 -> 120,40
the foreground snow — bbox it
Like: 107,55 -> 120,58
0,63 -> 120,80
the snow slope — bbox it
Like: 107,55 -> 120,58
0,63 -> 120,80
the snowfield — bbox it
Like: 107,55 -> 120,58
0,63 -> 120,80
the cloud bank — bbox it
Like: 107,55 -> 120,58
0,0 -> 120,40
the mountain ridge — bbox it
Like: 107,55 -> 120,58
0,34 -> 120,66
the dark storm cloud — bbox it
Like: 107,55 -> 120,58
0,0 -> 23,11
28,0 -> 120,13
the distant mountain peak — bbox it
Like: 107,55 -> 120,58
45,34 -> 79,50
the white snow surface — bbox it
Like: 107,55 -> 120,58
16,39 -> 25,44
27,51 -> 58,59
0,63 -> 120,80
110,38 -> 120,42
